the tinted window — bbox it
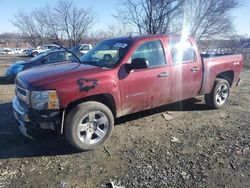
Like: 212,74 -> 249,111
45,52 -> 65,63
170,39 -> 196,64
132,40 -> 166,67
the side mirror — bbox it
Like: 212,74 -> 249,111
126,58 -> 149,72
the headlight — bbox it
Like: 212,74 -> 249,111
31,90 -> 59,110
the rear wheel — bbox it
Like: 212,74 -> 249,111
205,78 -> 230,109
65,101 -> 114,151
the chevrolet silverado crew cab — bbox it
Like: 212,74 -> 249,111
13,35 -> 243,151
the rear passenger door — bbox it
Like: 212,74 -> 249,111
120,40 -> 171,115
169,38 -> 202,102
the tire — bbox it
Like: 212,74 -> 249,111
64,101 -> 114,151
205,78 -> 230,109
32,51 -> 38,57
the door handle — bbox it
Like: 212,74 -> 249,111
158,72 -> 169,78
191,66 -> 199,72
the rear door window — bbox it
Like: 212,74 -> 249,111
170,39 -> 196,64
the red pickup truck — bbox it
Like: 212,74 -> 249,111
13,35 -> 243,151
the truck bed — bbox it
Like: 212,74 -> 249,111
200,54 -> 243,94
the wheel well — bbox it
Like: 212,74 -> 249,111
216,71 -> 234,86
65,94 -> 117,118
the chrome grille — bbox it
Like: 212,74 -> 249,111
16,86 -> 27,96
16,84 -> 30,105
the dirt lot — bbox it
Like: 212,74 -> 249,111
0,55 -> 249,188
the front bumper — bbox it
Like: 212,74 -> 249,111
13,96 -> 61,138
13,96 -> 33,139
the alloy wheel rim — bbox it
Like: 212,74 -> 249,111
77,111 -> 109,145
215,83 -> 228,105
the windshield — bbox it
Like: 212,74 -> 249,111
80,39 -> 132,68
29,51 -> 51,62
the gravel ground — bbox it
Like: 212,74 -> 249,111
0,55 -> 249,188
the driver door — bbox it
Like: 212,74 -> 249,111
119,40 -> 170,116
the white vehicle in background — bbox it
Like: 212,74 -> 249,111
28,44 -> 60,57
14,48 -> 24,54
1,48 -> 15,55
71,44 -> 92,55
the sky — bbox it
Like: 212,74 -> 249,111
0,0 -> 249,36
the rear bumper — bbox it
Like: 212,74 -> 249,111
13,96 -> 61,138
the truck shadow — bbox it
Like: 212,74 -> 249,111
0,98 -> 212,159
116,98 -> 214,125
0,102 -> 79,159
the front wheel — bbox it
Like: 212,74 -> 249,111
205,78 -> 230,109
64,101 -> 114,151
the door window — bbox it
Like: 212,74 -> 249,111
132,40 -> 166,67
170,39 -> 196,64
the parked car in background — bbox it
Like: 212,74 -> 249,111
28,44 -> 61,57
14,48 -> 24,54
71,44 -> 92,54
22,48 -> 35,56
5,49 -> 83,82
1,48 -> 15,55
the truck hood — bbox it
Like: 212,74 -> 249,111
16,62 -> 103,89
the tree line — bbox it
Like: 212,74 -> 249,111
12,0 -> 241,47
12,0 -> 95,47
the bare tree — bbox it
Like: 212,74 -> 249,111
35,6 -> 63,45
180,0 -> 240,40
115,0 -> 240,40
69,7 -> 95,46
12,0 -> 96,47
106,23 -> 134,37
54,0 -> 95,46
11,11 -> 41,46
115,0 -> 184,35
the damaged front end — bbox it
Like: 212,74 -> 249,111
13,84 -> 62,139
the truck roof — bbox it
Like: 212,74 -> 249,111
107,34 -> 193,43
